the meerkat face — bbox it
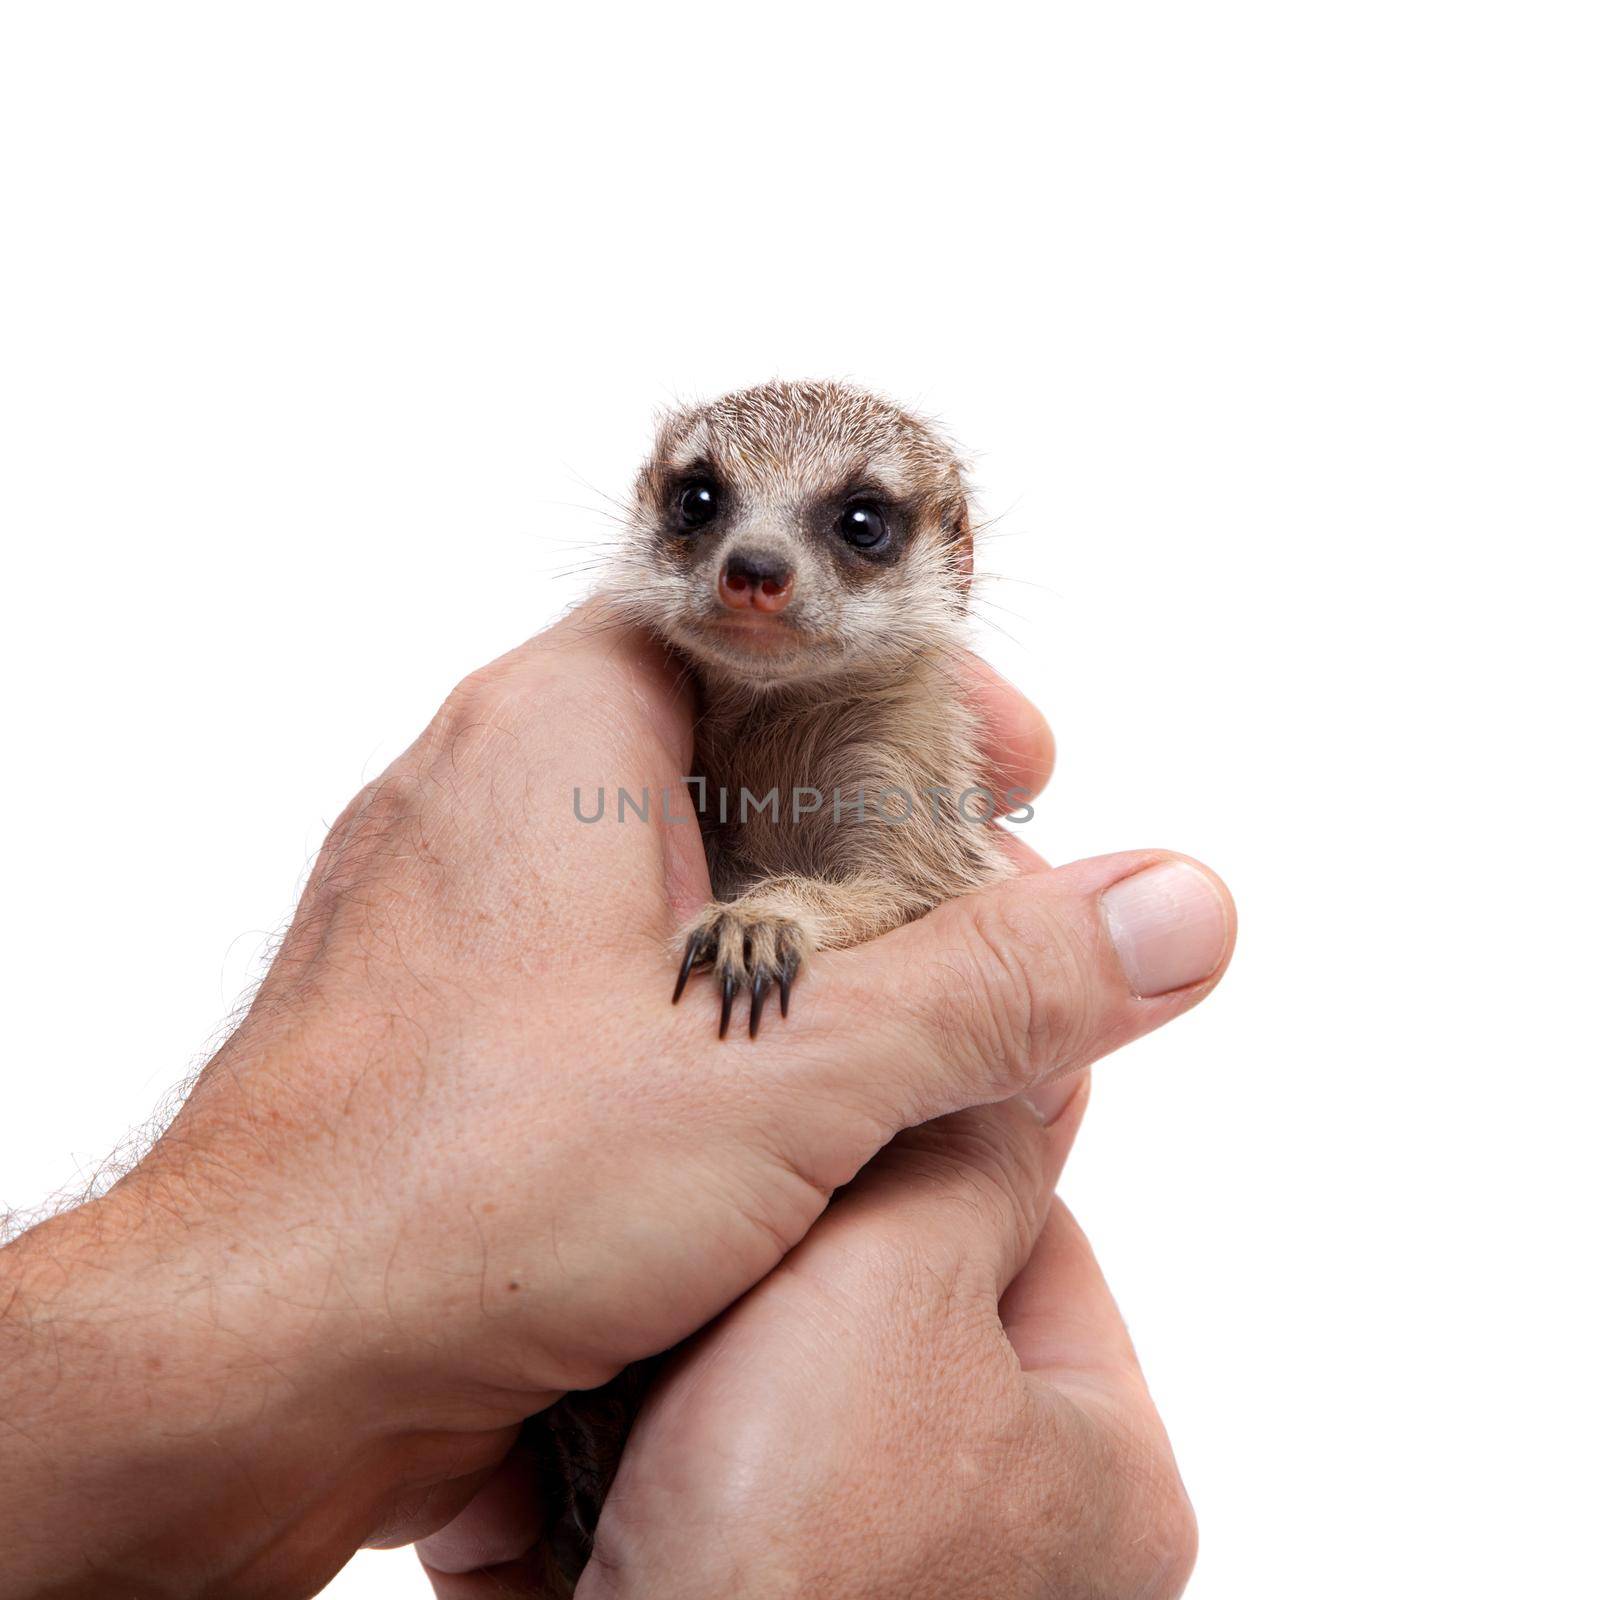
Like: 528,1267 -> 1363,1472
615,381 -> 975,690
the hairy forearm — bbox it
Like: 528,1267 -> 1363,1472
0,1168 -> 406,1598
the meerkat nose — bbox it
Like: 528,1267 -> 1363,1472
719,551 -> 795,614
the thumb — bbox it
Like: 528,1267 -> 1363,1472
803,851 -> 1235,1134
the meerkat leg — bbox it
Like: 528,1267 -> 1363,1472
672,874 -> 924,1038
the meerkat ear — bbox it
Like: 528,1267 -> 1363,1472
941,485 -> 975,589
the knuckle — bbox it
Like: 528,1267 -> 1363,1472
448,658 -> 520,711
1087,1413 -> 1199,1600
435,668 -> 518,751
411,668 -> 543,800
1125,1473 -> 1199,1600
1159,1496 -> 1201,1599
860,1224 -> 1004,1357
275,770 -> 428,986
312,771 -> 421,894
1010,1401 -> 1198,1595
955,889 -> 1093,1091
896,1115 -> 1047,1265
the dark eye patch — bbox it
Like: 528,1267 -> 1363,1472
819,480 -> 903,566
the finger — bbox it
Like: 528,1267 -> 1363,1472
797,851 -> 1235,1139
1002,1200 -> 1200,1596
995,829 -> 1051,875
503,628 -> 1052,816
422,1554 -> 557,1599
832,1072 -> 1093,1294
449,596 -> 696,771
409,598 -> 707,924
415,1437 -> 543,1575
1001,1199 -> 1150,1390
959,654 -> 1055,803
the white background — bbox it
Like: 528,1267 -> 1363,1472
2,4 -> 1595,1595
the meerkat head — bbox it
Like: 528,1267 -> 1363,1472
611,380 -> 975,691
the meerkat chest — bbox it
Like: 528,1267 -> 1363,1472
693,679 -> 985,887
694,708 -> 863,881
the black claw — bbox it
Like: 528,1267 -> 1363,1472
673,934 -> 708,1004
719,969 -> 737,1039
778,955 -> 795,1018
748,971 -> 769,1038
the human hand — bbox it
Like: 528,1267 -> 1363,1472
0,605 -> 1232,1596
418,1079 -> 1196,1598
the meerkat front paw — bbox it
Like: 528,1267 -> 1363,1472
672,903 -> 810,1039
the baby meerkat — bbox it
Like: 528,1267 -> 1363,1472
527,382 -> 1025,1593
610,377 -> 1017,1035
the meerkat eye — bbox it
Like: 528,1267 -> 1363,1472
676,481 -> 718,531
838,503 -> 887,549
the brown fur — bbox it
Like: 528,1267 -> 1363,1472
532,382 -> 1015,1592
611,379 -> 1012,1011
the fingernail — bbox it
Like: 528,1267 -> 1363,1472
1024,1070 -> 1088,1127
1101,860 -> 1229,998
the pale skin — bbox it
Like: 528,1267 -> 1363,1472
0,603 -> 1234,1598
